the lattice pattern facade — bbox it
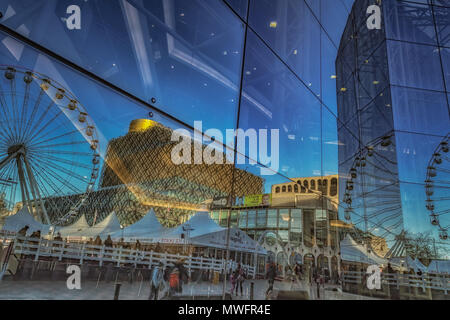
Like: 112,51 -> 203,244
46,120 -> 263,227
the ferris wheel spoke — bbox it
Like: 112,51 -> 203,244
33,140 -> 88,149
21,89 -> 44,141
37,158 -> 90,184
28,129 -> 80,147
32,165 -> 73,212
0,95 -> 16,143
17,83 -> 31,142
30,153 -> 93,170
37,149 -> 93,157
27,109 -> 63,143
9,77 -> 20,143
25,100 -> 55,141
0,162 -> 15,194
30,158 -> 81,195
28,115 -> 74,145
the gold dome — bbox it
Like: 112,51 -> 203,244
129,119 -> 158,133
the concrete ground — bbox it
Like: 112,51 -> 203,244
0,278 -> 378,300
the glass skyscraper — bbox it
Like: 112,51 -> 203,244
337,0 -> 449,257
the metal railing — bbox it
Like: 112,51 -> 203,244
9,236 -> 256,278
342,271 -> 449,294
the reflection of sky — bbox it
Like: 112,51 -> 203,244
0,0 -> 352,180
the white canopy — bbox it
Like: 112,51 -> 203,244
110,209 -> 165,241
165,211 -> 225,238
340,234 -> 387,265
134,211 -> 225,244
427,260 -> 450,274
191,227 -> 267,255
68,212 -> 121,239
56,215 -> 89,237
117,211 -> 266,254
1,207 -> 50,235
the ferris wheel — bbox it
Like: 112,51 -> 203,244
425,134 -> 449,241
0,65 -> 100,226
342,133 -> 403,242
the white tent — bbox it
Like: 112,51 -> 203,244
140,211 -> 224,245
165,211 -> 225,238
68,212 -> 121,239
110,209 -> 165,241
155,212 -> 266,254
340,234 -> 387,265
191,227 -> 267,255
1,207 -> 50,235
56,215 -> 89,237
427,260 -> 450,274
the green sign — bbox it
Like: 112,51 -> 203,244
243,194 -> 272,207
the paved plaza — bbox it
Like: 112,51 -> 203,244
0,278 -> 376,300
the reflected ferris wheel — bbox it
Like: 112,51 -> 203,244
425,134 -> 449,241
0,66 -> 100,225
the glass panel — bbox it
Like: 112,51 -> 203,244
267,209 -> 278,228
247,210 -> 256,228
0,0 -> 245,135
238,210 -> 247,229
278,208 -> 289,229
391,86 -> 450,136
289,208 -> 302,244
256,209 -> 267,228
303,209 -> 315,247
387,41 -> 444,91
315,209 -> 328,247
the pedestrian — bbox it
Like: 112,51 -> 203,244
265,261 -> 277,298
169,258 -> 189,296
93,235 -> 102,257
149,262 -> 165,300
230,270 -> 237,295
235,263 -> 245,296
134,240 -> 141,251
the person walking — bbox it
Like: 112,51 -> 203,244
265,261 -> 277,298
149,262 -> 165,300
230,270 -> 238,296
93,235 -> 102,257
235,263 -> 245,296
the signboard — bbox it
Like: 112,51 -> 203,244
243,194 -> 272,207
211,196 -> 231,209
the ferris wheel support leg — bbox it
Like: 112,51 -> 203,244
23,156 -> 50,225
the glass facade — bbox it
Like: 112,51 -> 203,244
0,0 -> 448,300
336,0 -> 449,299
